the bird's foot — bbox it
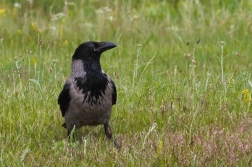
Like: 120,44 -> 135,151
104,123 -> 121,149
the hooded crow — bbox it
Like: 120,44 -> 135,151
58,41 -> 118,147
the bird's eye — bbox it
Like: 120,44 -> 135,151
87,44 -> 95,51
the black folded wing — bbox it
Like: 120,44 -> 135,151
111,80 -> 117,105
58,84 -> 71,117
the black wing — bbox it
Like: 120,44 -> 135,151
58,84 -> 71,117
111,80 -> 117,105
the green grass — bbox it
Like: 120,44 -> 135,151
1,0 -> 252,166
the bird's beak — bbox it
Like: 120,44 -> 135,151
97,42 -> 117,53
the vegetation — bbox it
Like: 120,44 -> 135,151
0,0 -> 252,166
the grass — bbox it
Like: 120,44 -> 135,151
1,0 -> 252,166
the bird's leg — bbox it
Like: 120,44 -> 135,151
104,122 -> 119,149
67,128 -> 72,137
67,126 -> 75,141
67,129 -> 75,141
104,122 -> 112,139
63,123 -> 73,139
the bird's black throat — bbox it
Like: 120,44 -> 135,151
74,70 -> 108,106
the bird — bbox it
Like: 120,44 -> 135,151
58,41 -> 118,148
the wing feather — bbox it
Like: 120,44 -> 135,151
110,80 -> 117,105
58,84 -> 71,117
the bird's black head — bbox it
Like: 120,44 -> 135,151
72,41 -> 116,61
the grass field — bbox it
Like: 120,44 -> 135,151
1,0 -> 252,166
